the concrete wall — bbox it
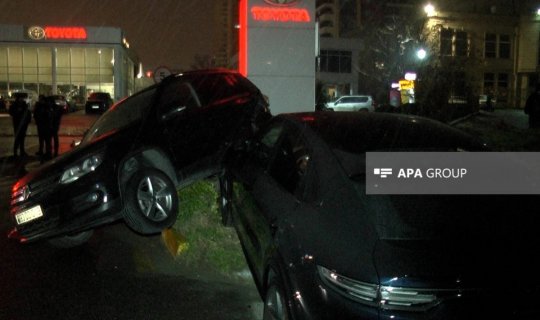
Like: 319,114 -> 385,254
241,0 -> 316,114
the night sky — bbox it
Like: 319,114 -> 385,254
0,0 -> 220,71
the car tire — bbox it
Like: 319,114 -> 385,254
218,170 -> 233,227
123,168 -> 178,234
47,230 -> 94,248
263,272 -> 291,320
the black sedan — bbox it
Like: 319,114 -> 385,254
221,112 -> 540,319
85,91 -> 114,114
9,69 -> 270,247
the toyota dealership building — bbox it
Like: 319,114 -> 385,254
0,24 -> 139,103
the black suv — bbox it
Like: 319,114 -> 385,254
85,92 -> 114,114
9,69 -> 271,247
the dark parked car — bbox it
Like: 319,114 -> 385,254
50,94 -> 72,113
9,69 -> 271,247
221,111 -> 540,319
85,91 -> 114,114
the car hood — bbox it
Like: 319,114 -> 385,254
374,237 -> 540,288
285,187 -> 380,284
371,195 -> 540,289
15,123 -> 139,188
302,184 -> 540,290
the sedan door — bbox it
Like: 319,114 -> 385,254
233,121 -> 316,283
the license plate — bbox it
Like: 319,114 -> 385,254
91,105 -> 100,109
15,205 -> 44,225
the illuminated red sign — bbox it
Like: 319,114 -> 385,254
27,26 -> 87,40
239,0 -> 248,76
263,0 -> 300,6
251,6 -> 310,22
45,27 -> 87,40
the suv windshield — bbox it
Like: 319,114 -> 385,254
88,92 -> 111,101
82,87 -> 155,145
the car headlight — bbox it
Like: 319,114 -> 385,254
60,154 -> 103,184
318,265 -> 451,312
11,184 -> 30,206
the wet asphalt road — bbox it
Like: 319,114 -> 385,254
0,217 -> 261,320
0,112 -> 263,320
0,175 -> 262,320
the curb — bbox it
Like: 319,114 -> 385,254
161,228 -> 188,257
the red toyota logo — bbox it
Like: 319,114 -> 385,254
263,0 -> 300,6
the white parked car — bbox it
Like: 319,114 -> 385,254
326,95 -> 375,111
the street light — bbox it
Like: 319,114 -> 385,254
424,3 -> 436,17
416,48 -> 427,60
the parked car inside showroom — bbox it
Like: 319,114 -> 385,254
219,111 -> 540,319
85,91 -> 114,114
50,94 -> 73,113
9,69 -> 271,247
325,95 -> 375,112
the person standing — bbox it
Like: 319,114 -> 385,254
49,96 -> 64,157
8,94 -> 32,158
525,84 -> 540,129
34,95 -> 53,161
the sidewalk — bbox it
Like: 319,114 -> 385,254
0,111 -> 91,136
0,135 -> 81,179
0,112 -> 92,178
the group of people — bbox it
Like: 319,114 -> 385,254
9,94 -> 63,162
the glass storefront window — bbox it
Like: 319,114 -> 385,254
0,44 -> 130,99
57,47 -> 70,80
8,47 -> 23,82
71,48 -> 85,84
23,47 -> 38,83
38,47 -> 52,82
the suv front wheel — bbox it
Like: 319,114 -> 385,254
122,168 -> 178,234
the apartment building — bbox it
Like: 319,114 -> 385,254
422,0 -> 540,108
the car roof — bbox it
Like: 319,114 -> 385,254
163,68 -> 239,82
142,68 -> 244,92
279,112 -> 487,152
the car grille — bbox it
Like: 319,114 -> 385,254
28,174 -> 61,198
10,173 -> 62,237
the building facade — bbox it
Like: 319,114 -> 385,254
314,0 -> 540,108
419,0 -> 540,108
316,0 -> 363,100
0,24 -> 138,103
